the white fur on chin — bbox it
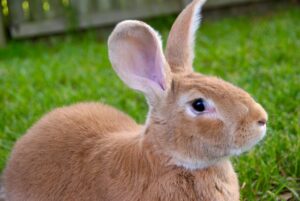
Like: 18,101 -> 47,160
170,152 -> 224,171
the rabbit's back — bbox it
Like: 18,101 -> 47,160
4,102 -> 140,201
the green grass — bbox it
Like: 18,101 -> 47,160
1,5 -> 299,200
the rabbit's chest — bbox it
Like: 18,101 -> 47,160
140,171 -> 239,201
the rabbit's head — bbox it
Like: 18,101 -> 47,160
108,0 -> 267,170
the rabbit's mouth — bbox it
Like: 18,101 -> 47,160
229,124 -> 267,156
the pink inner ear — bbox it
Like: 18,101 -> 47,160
145,49 -> 166,90
125,38 -> 166,90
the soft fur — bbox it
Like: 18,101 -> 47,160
4,0 -> 267,200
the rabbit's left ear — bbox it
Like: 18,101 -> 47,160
108,20 -> 171,104
166,0 -> 206,73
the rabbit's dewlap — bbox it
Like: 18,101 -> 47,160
4,0 -> 267,201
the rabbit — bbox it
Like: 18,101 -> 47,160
4,0 -> 268,200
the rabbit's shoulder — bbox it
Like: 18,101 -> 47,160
31,102 -> 139,137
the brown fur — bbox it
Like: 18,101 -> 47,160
166,0 -> 205,72
4,0 -> 267,200
5,103 -> 239,201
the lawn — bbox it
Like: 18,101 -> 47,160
0,5 -> 299,200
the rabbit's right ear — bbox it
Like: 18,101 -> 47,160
108,20 -> 171,104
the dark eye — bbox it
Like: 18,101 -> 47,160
192,98 -> 206,112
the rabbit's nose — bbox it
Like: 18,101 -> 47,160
252,102 -> 268,127
258,119 -> 267,126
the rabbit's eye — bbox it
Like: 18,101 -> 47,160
192,98 -> 206,112
187,98 -> 215,118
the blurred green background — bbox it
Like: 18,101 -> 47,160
0,0 -> 300,200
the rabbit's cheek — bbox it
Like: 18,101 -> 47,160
194,118 -> 224,139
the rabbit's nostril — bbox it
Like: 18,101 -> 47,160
258,119 -> 267,126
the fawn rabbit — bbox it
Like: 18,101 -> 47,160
4,0 -> 268,200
